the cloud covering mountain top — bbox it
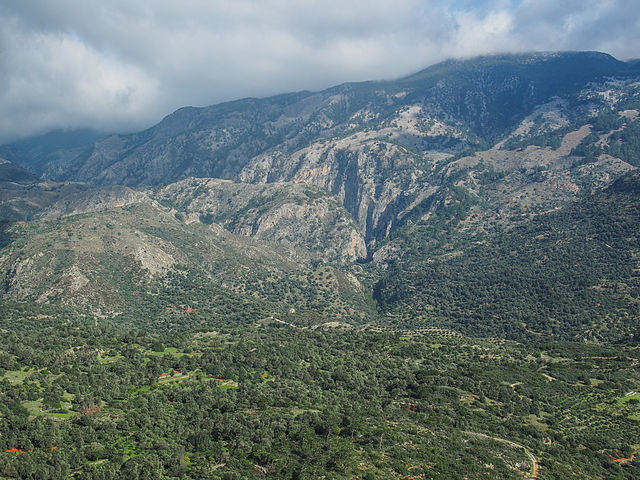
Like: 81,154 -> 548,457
1,0 -> 639,143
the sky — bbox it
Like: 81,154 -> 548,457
1,0 -> 639,143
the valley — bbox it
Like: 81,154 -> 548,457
1,51 -> 640,479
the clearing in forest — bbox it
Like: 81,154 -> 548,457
464,431 -> 539,479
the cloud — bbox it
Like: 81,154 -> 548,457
0,17 -> 159,141
0,0 -> 638,142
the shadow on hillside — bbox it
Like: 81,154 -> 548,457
0,221 -> 16,250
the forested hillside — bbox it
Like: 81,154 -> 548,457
1,308 -> 639,479
373,170 -> 640,341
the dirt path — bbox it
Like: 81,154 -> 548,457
261,317 -> 305,329
465,431 -> 539,479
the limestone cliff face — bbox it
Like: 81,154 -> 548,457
155,178 -> 367,263
237,132 -> 436,246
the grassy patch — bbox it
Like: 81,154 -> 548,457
460,392 -> 476,405
98,353 -> 124,364
540,353 -> 571,364
47,411 -> 76,419
158,371 -> 190,384
22,399 -> 43,416
291,406 -> 320,416
620,391 -> 640,403
148,346 -> 179,356
526,413 -> 549,431
2,368 -> 33,385
616,391 -> 640,420
147,346 -> 198,358
129,384 -> 154,396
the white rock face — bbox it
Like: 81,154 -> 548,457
156,178 -> 367,263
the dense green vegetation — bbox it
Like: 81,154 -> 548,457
501,125 -> 574,151
373,171 -> 640,341
0,305 -> 639,479
572,118 -> 640,167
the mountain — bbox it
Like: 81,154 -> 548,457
0,160 -> 93,222
373,169 -> 640,341
4,52 -> 640,248
8,52 -> 636,184
0,160 -> 36,184
0,184 -> 372,324
1,51 -> 640,340
0,128 -> 106,176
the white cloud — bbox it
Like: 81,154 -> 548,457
0,17 -> 160,141
0,0 -> 638,142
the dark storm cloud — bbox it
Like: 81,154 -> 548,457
1,0 -> 638,143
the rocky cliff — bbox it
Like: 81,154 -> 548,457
5,52 -> 639,254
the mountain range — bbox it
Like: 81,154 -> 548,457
1,50 -> 639,340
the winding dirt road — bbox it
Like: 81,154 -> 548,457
464,431 -> 539,479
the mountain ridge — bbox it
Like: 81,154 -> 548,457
5,51 -> 639,184
1,50 -> 639,340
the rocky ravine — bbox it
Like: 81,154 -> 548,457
155,178 -> 367,263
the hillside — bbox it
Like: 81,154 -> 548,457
2,315 -> 639,479
3,52 -> 639,251
0,129 -> 105,177
0,160 -> 36,184
154,178 -> 366,264
0,185 -> 372,325
373,170 -> 640,341
0,51 -> 639,339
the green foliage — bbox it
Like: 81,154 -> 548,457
198,213 -> 214,225
592,112 -> 624,133
373,171 -> 640,341
607,120 -> 640,166
0,311 -> 639,479
571,115 -> 640,167
502,125 -> 572,151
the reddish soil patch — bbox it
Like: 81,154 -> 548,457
81,403 -> 102,415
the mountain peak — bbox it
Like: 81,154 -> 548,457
399,50 -> 628,83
